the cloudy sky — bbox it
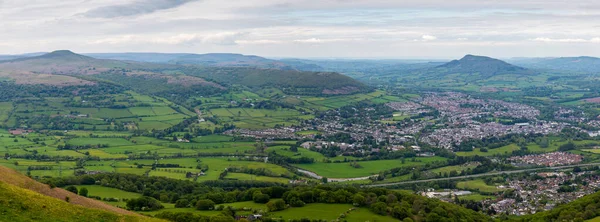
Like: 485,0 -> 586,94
1,0 -> 600,58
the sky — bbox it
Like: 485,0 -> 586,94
1,0 -> 600,58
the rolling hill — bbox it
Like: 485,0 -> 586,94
0,50 -> 366,96
181,66 -> 371,95
87,52 -> 297,69
0,166 -> 163,222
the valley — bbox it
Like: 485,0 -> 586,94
2,50 -> 600,222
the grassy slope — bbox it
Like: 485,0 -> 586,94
0,181 -> 161,222
0,166 -> 162,221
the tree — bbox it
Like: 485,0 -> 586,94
175,199 -> 190,208
371,201 -> 388,215
196,199 -> 216,210
352,194 -> 366,206
253,192 -> 270,204
126,196 -> 164,211
266,199 -> 286,212
79,187 -> 88,197
559,142 -> 576,151
65,185 -> 78,194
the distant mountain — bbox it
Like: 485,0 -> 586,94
86,52 -> 302,69
0,50 -> 223,94
510,56 -> 600,73
182,66 -> 371,95
0,50 -> 366,95
436,54 -> 529,76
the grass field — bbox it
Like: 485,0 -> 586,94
456,179 -> 506,193
267,146 -> 327,161
270,204 -> 394,221
0,102 -> 12,124
67,138 -> 134,147
206,107 -> 309,130
457,140 -> 600,157
294,157 -> 447,178
224,172 -> 289,183
75,185 -> 141,207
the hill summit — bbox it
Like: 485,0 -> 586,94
16,50 -> 95,62
437,54 -> 527,76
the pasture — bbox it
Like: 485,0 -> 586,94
206,107 -> 309,129
271,204 -> 394,221
294,157 -> 447,178
74,185 -> 141,201
456,179 -> 507,193
267,146 -> 326,161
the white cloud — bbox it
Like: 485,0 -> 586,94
236,39 -> 283,45
4,0 -> 600,57
83,0 -> 199,18
531,37 -> 599,43
293,38 -> 351,43
90,32 -> 247,46
421,35 -> 437,41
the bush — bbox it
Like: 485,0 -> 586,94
266,199 -> 286,212
79,187 -> 88,197
126,196 -> 164,211
253,193 -> 270,204
175,199 -> 189,208
196,199 -> 215,210
65,185 -> 78,194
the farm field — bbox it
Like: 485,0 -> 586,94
74,185 -> 141,207
270,203 -> 394,221
0,102 -> 12,124
456,179 -> 507,193
267,146 -> 326,161
294,157 -> 447,178
224,172 -> 289,183
206,107 -> 310,129
456,140 -> 600,157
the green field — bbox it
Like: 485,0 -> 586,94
271,204 -> 394,221
457,140 -> 600,157
224,172 -> 289,183
267,146 -> 327,161
74,185 -> 142,207
67,138 -> 134,147
294,157 -> 447,178
456,179 -> 507,193
0,102 -> 12,124
206,107 -> 309,129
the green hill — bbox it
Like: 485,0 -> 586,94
435,54 -> 529,77
0,166 -> 163,222
181,66 -> 371,95
0,50 -> 366,96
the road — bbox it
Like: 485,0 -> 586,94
365,162 -> 600,188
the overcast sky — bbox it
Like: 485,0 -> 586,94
1,0 -> 600,58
